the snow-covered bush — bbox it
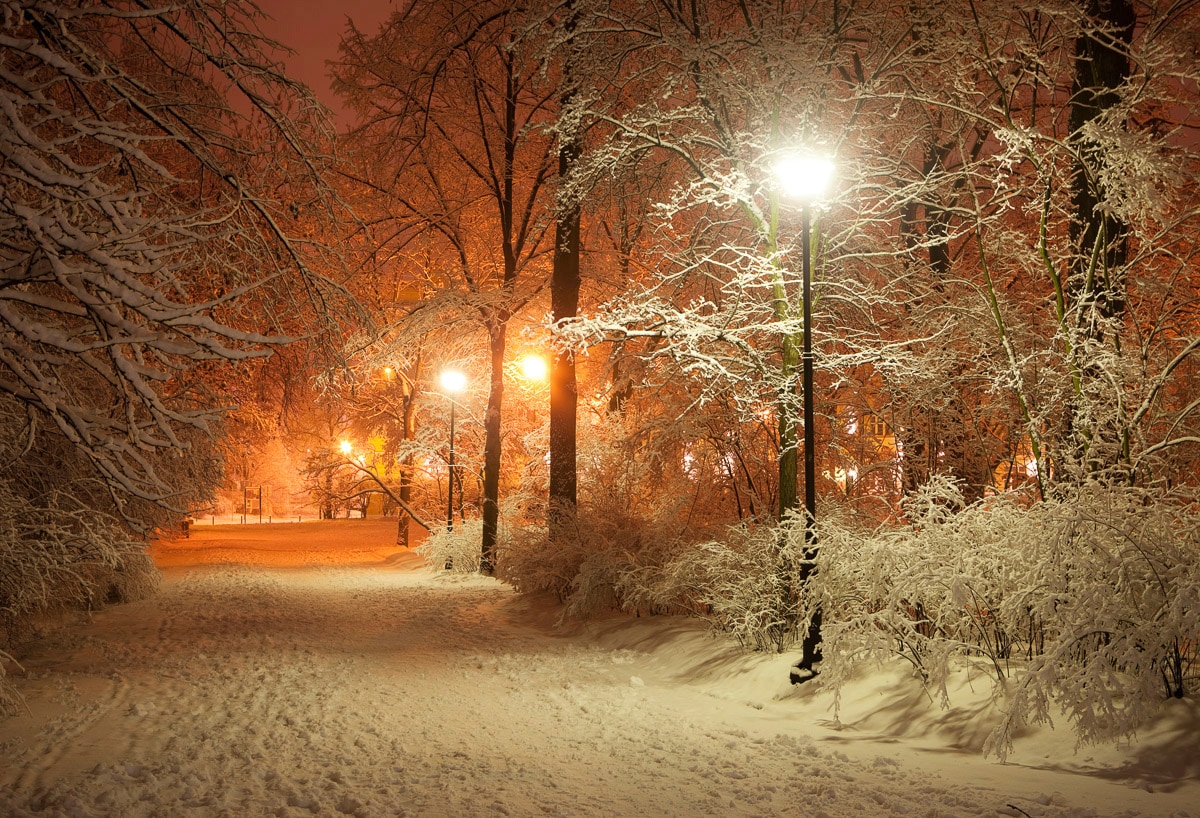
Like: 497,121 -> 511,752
500,500 -> 688,622
416,519 -> 489,575
0,490 -> 161,643
0,482 -> 160,715
814,477 -> 1037,702
812,478 -> 1200,758
984,486 -> 1200,758
498,406 -> 720,621
618,516 -> 810,652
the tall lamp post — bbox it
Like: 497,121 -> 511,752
440,369 -> 468,534
775,152 -> 834,678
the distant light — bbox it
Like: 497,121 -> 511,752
519,354 -> 548,382
339,440 -> 352,455
774,154 -> 835,201
832,467 -> 859,490
383,366 -> 394,379
440,369 -> 467,393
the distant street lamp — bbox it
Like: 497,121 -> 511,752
440,369 -> 468,534
519,353 -> 549,383
775,152 -> 834,681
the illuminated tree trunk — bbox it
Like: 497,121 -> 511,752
335,0 -> 557,572
397,373 -> 419,546
776,340 -> 800,522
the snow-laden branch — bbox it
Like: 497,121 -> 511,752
0,0 -> 352,521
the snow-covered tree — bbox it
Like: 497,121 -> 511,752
1,0 -> 348,522
0,0 -> 352,689
334,0 -> 559,573
532,0 -> 1200,673
537,0 -> 925,664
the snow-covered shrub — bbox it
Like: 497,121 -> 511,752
815,476 -> 1039,703
500,501 -> 687,621
416,519 -> 488,574
0,489 -> 160,642
0,482 -> 161,715
498,406 -> 718,621
813,478 -> 1200,758
984,485 -> 1200,758
618,516 -> 810,652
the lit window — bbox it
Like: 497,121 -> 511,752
862,413 -> 889,438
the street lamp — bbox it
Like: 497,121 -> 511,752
774,153 -> 834,548
776,152 -> 834,681
440,369 -> 467,534
518,353 -> 549,383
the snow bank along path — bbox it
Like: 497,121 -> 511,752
0,520 -> 1195,817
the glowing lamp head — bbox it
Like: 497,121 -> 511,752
440,369 -> 467,394
339,440 -> 352,455
519,354 -> 548,382
774,154 -> 835,202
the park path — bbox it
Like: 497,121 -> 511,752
0,520 -> 1185,817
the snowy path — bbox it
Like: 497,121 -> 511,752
0,521 -> 1195,817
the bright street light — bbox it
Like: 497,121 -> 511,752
339,440 -> 352,456
440,369 -> 467,394
774,154 -> 835,201
519,354 -> 548,382
774,151 -> 835,542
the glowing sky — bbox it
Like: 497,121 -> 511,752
255,0 -> 397,125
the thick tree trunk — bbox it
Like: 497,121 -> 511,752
549,3 -> 581,541
549,173 -> 580,536
1069,0 -> 1133,295
1064,0 -> 1134,479
397,365 -> 419,546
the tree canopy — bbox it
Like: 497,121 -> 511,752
1,0 -> 350,525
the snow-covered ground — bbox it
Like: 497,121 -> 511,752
1,519 -> 1196,818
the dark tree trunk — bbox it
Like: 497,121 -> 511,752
1069,0 -> 1134,298
1065,0 -> 1135,478
479,43 -> 522,571
397,358 -> 420,546
549,157 -> 580,536
549,3 -> 581,540
481,323 -> 506,573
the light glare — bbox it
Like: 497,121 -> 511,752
440,369 -> 467,393
775,154 -> 835,201
520,354 -> 548,382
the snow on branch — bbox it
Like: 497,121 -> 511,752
0,0 -> 352,519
